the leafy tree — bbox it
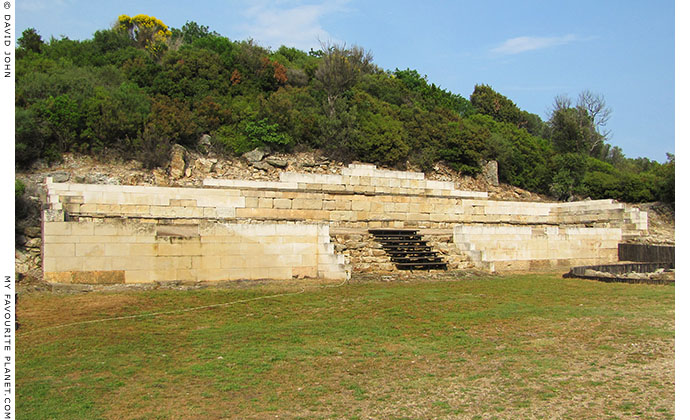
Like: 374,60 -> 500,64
81,83 -> 150,153
17,62 -> 122,107
150,48 -> 230,100
548,107 -> 595,155
122,53 -> 160,88
16,106 -> 51,166
18,28 -> 43,53
190,34 -> 235,60
653,153 -> 675,203
41,94 -> 84,152
358,72 -> 408,107
547,91 -> 611,156
602,145 -> 626,169
479,114 -> 553,192
347,91 -> 410,167
272,45 -> 320,81
39,36 -> 98,67
146,95 -> 199,147
470,84 -> 544,135
178,21 -> 218,44
439,114 -> 489,175
193,96 -> 232,133
259,87 -> 322,148
395,69 -> 474,116
257,57 -> 288,91
398,104 -> 453,171
15,179 -> 28,221
92,29 -> 134,53
318,97 -> 359,162
549,153 -> 587,199
315,42 -> 375,117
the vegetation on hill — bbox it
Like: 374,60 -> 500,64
15,15 -> 674,203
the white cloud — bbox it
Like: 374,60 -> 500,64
238,0 -> 350,51
491,34 -> 580,55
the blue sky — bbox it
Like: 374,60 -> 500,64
16,0 -> 676,162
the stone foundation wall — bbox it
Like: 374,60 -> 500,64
42,163 -> 649,282
331,232 -> 395,273
42,217 -> 348,284
453,224 -> 623,271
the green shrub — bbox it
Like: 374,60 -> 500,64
15,107 -> 50,167
211,119 -> 291,155
138,127 -> 171,169
211,125 -> 249,155
15,179 -> 25,198
244,118 -> 292,151
15,179 -> 28,220
352,111 -> 409,167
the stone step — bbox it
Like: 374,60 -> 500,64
395,262 -> 448,270
368,229 -> 447,272
382,245 -> 433,252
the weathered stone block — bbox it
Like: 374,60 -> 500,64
258,197 -> 274,208
42,257 -> 58,272
44,243 -> 75,257
292,198 -> 323,210
153,256 -> 192,270
329,211 -> 355,222
75,243 -> 106,257
82,257 -> 113,271
351,200 -> 371,212
44,271 -> 73,283
54,257 -> 84,272
192,256 -> 222,270
73,270 -> 125,284
44,222 -> 71,236
157,242 -> 202,256
273,198 -> 292,209
170,199 -> 198,207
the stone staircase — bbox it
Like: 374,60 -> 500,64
369,229 -> 447,270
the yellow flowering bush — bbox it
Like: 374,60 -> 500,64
117,14 -> 172,57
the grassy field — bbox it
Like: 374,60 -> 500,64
17,273 -> 674,419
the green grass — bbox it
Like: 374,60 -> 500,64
17,273 -> 675,419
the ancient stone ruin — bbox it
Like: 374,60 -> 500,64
41,164 -> 648,284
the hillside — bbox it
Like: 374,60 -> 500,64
15,15 -> 675,285
16,16 -> 674,206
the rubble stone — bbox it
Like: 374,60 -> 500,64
169,144 -> 187,179
265,157 -> 288,168
243,148 -> 265,162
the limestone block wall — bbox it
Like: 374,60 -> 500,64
41,163 -> 649,281
42,218 -> 348,284
202,165 -> 646,237
331,232 -> 396,273
454,224 -> 623,271
47,164 -> 645,235
458,199 -> 646,232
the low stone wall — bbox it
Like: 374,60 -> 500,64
564,263 -> 674,285
454,225 -> 623,271
42,219 -> 348,284
46,164 -> 646,234
41,163 -> 649,282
